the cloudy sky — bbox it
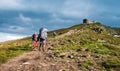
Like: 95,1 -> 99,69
0,0 -> 120,42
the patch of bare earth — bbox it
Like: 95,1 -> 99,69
0,49 -> 79,71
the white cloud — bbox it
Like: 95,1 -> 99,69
19,13 -> 32,24
49,13 -> 73,24
0,0 -> 24,9
17,13 -> 42,25
50,18 -> 73,24
0,0 -> 63,12
60,0 -> 94,18
0,0 -> 103,18
112,16 -> 120,20
0,32 -> 26,42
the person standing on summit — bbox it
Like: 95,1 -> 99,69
37,27 -> 48,52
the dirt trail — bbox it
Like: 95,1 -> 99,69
0,49 -> 79,71
0,30 -> 81,71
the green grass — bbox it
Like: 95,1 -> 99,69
81,60 -> 94,68
102,58 -> 120,71
0,41 -> 32,65
51,24 -> 120,55
0,22 -> 120,71
50,23 -> 120,71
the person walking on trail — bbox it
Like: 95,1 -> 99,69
53,32 -> 57,38
37,27 -> 48,52
32,32 -> 37,49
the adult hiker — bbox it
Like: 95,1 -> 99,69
37,27 -> 48,52
32,32 -> 37,49
53,32 -> 57,38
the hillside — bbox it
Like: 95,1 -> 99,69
0,23 -> 120,71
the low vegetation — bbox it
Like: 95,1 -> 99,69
0,23 -> 120,71
50,23 -> 120,70
0,38 -> 32,65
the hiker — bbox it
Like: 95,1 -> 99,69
37,27 -> 48,52
32,32 -> 37,49
53,32 -> 57,38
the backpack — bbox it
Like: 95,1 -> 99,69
39,28 -> 48,39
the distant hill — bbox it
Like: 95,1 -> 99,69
0,22 -> 120,71
49,24 -> 120,42
111,27 -> 120,34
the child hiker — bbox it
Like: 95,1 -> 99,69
32,32 -> 37,49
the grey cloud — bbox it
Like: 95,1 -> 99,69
0,0 -> 120,35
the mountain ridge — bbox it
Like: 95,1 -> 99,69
0,22 -> 120,71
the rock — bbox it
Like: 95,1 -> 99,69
81,55 -> 87,57
87,54 -> 91,58
59,53 -> 67,58
76,49 -> 82,52
22,62 -> 30,65
45,57 -> 51,61
98,39 -> 106,43
54,52 -> 60,57
66,60 -> 70,63
59,69 -> 67,71
81,48 -> 85,51
85,48 -> 89,51
95,55 -> 100,58
81,48 -> 87,51
68,55 -> 74,59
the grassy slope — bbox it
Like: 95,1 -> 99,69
0,37 -> 32,65
50,23 -> 120,71
112,28 -> 120,34
0,23 -> 120,71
